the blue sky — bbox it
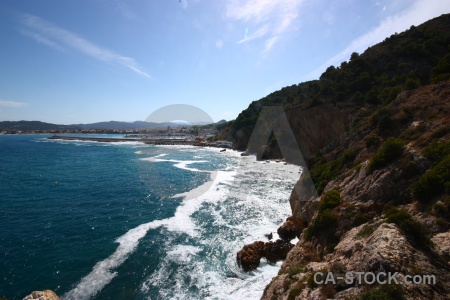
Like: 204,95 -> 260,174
1,0 -> 449,124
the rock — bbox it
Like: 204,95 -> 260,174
23,290 -> 60,300
264,239 -> 294,263
432,231 -> 450,263
236,239 -> 294,271
264,222 -> 450,299
236,241 -> 265,271
277,217 -> 298,241
264,232 -> 273,240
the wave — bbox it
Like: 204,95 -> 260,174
64,150 -> 300,300
64,167 -> 234,300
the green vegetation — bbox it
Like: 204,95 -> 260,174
357,224 -> 375,238
367,138 -> 405,172
305,190 -> 341,248
287,282 -> 304,300
288,263 -> 307,277
309,150 -> 356,194
319,190 -> 341,211
358,284 -> 404,300
414,154 -> 450,200
422,141 -> 450,162
224,14 -> 450,153
384,207 -> 433,250
414,141 -> 450,201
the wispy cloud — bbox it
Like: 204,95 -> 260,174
0,99 -> 28,107
306,0 -> 450,80
19,13 -> 150,78
226,0 -> 303,56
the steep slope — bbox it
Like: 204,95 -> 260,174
218,13 -> 450,161
220,13 -> 450,300
263,81 -> 450,300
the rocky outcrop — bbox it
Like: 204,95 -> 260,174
23,290 -> 60,300
277,217 -> 298,241
236,239 -> 294,272
262,81 -> 450,299
263,223 -> 450,299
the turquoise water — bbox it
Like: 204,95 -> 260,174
0,134 -> 300,299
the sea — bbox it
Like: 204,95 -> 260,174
0,134 -> 301,300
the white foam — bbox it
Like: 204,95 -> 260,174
65,168 -> 235,299
66,148 -> 301,300
167,245 -> 202,263
141,154 -> 301,299
63,220 -> 165,300
140,156 -> 208,173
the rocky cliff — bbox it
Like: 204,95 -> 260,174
223,13 -> 450,300
261,81 -> 450,299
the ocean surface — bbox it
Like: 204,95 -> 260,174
0,134 -> 300,299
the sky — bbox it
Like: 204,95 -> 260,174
1,0 -> 449,124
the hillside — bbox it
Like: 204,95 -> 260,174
218,13 -> 450,158
223,14 -> 450,299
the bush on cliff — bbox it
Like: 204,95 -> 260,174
384,207 -> 433,250
422,141 -> 450,162
414,154 -> 450,201
309,151 -> 356,194
367,137 -> 405,172
319,190 -> 341,212
305,191 -> 341,248
358,284 -> 404,300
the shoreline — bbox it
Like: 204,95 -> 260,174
48,135 -> 208,146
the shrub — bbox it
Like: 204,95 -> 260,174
422,141 -> 450,162
384,208 -> 433,250
368,138 -> 405,172
414,154 -> 450,200
287,282 -> 304,300
319,190 -> 341,212
358,284 -> 404,300
357,224 -> 375,238
305,209 -> 339,251
288,264 -> 307,277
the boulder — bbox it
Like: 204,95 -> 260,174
264,239 -> 294,263
23,290 -> 60,300
236,241 -> 265,271
277,217 -> 298,241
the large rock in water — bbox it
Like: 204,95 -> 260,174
277,217 -> 298,241
264,239 -> 294,263
236,239 -> 294,271
23,290 -> 60,300
236,241 -> 266,272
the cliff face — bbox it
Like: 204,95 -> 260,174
220,14 -> 450,299
262,82 -> 450,299
231,103 -> 350,161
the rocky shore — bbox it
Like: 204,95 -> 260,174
235,81 -> 450,299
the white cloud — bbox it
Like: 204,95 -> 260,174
226,0 -> 303,55
306,0 -> 450,80
0,100 -> 28,107
19,14 -> 150,78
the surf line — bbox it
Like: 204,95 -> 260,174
64,159 -> 235,300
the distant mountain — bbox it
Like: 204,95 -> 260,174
0,119 -> 220,131
72,121 -> 169,130
0,121 -> 82,131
